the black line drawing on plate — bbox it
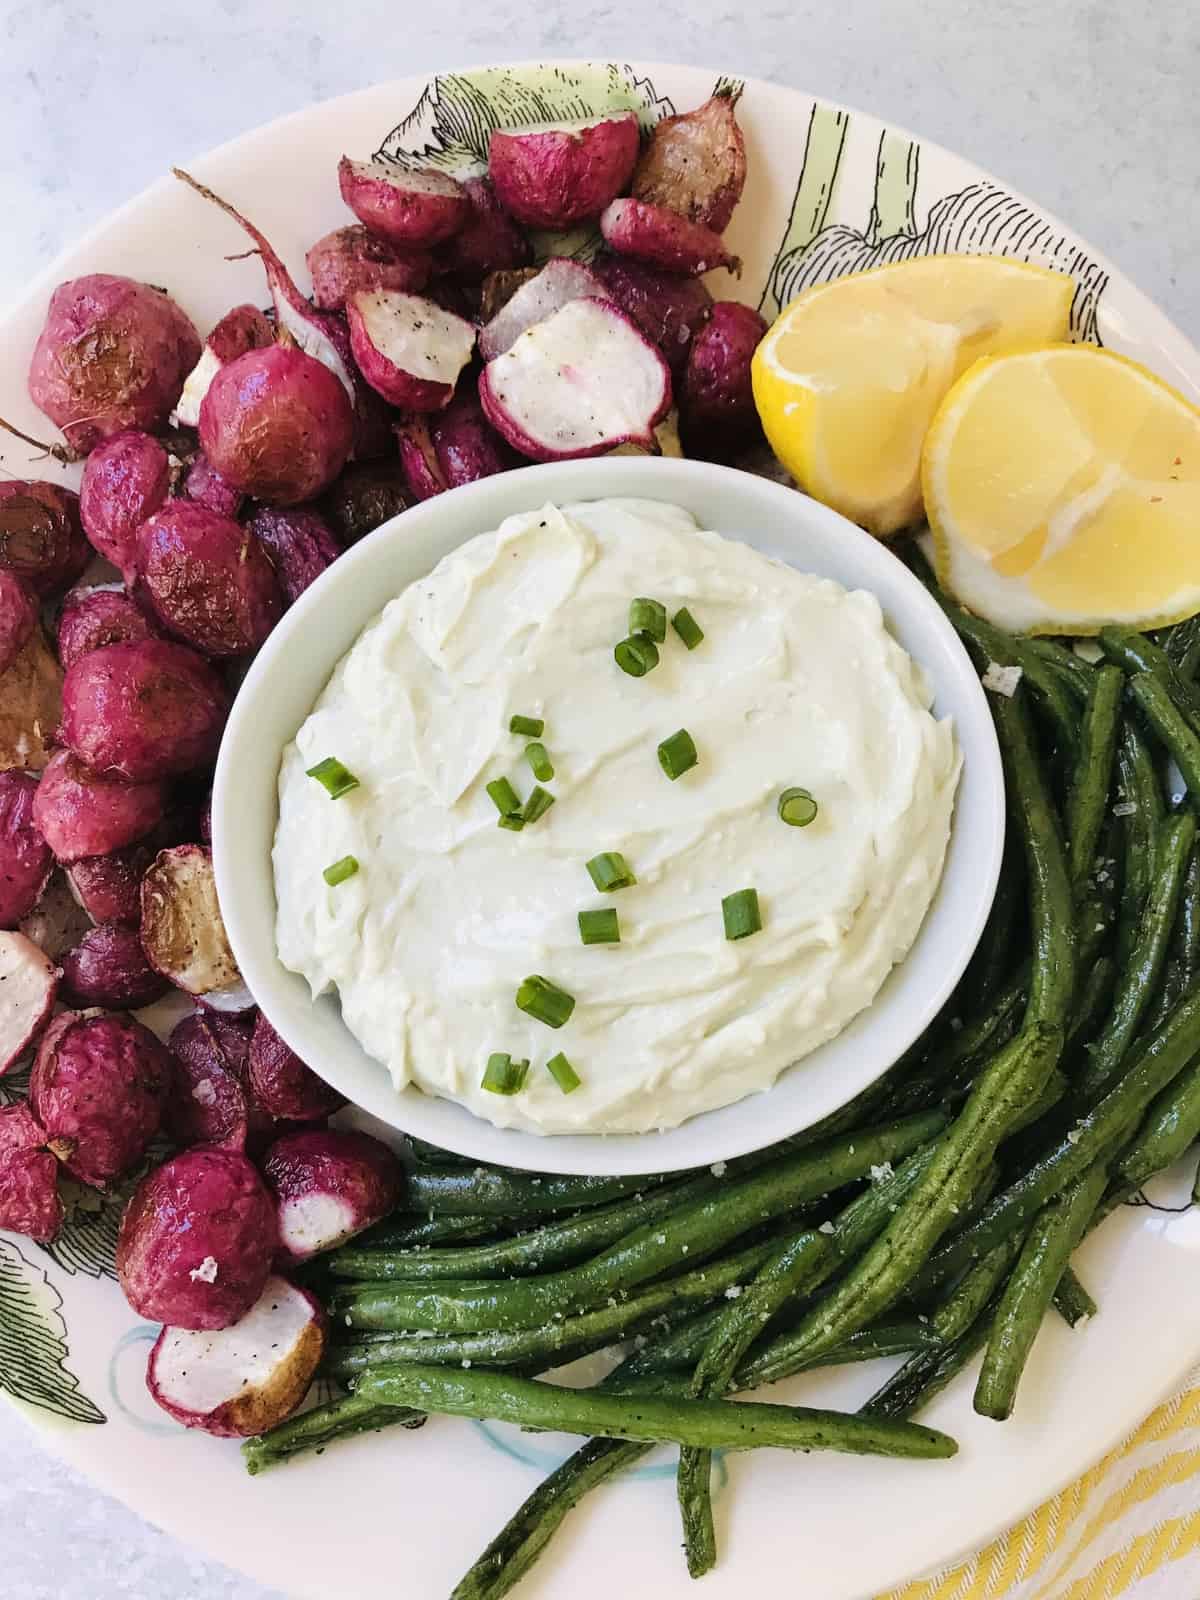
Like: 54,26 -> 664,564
0,1238 -> 104,1424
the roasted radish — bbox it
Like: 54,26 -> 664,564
307,225 -> 432,311
134,502 -> 282,659
33,749 -> 165,863
479,297 -> 672,461
262,1128 -> 402,1263
248,1014 -> 345,1123
0,572 -> 38,677
61,639 -> 228,781
0,481 -> 90,599
599,197 -> 741,277
78,430 -> 171,577
172,303 -> 274,430
56,587 -> 159,671
318,459 -> 408,546
0,931 -> 58,1076
394,416 -> 447,502
59,922 -> 168,1010
0,1103 -> 63,1243
338,158 -> 468,248
27,274 -> 201,453
477,258 -> 607,361
680,299 -> 768,457
0,623 -> 62,773
247,508 -> 340,605
346,291 -> 475,411
147,1275 -> 325,1437
437,177 -> 531,283
140,843 -> 241,999
430,381 -> 516,489
182,454 -> 244,520
478,266 -> 541,323
117,1146 -> 276,1329
30,1010 -> 170,1187
631,92 -> 747,232
488,113 -> 640,229
66,841 -> 153,926
166,1009 -> 259,1151
0,771 -> 53,927
18,870 -> 91,961
589,255 -> 713,376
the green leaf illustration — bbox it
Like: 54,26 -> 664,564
0,1238 -> 104,1424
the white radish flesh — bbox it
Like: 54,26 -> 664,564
478,258 -> 608,361
347,291 -> 475,411
0,932 -> 59,1075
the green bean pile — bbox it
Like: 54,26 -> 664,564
243,559 -> 1200,1600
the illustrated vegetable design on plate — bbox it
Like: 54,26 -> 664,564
0,56 -> 1197,1600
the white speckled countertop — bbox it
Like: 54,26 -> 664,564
1,3 -> 1196,1595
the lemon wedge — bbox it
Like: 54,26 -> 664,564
751,255 -> 1074,536
923,343 -> 1200,634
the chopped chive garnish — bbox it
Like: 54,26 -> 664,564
525,742 -> 555,782
722,887 -> 762,941
323,855 -> 359,887
486,777 -> 522,817
498,813 -> 525,832
586,851 -> 637,892
306,757 -> 360,798
546,1052 -> 582,1093
481,1053 -> 529,1094
629,597 -> 667,643
778,787 -> 819,827
522,786 -> 556,825
516,975 -> 576,1029
509,714 -> 544,738
579,908 -> 620,945
657,728 -> 698,781
615,635 -> 659,678
671,608 -> 704,650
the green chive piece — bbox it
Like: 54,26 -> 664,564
305,757 -> 360,799
525,742 -> 555,782
516,975 -> 576,1029
486,777 -> 522,817
498,813 -> 525,832
615,635 -> 659,677
586,852 -> 637,892
778,787 -> 819,827
578,908 -> 620,945
629,597 -> 667,643
546,1052 -> 582,1093
521,786 -> 556,825
722,887 -> 762,941
323,855 -> 359,887
657,728 -> 698,781
671,608 -> 704,649
509,714 -> 544,738
481,1053 -> 529,1094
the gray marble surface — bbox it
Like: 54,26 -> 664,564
0,2 -> 1197,1595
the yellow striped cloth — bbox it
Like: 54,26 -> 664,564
882,1372 -> 1200,1599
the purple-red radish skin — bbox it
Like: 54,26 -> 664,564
56,588 -> 159,671
0,482 -> 90,599
173,303 -> 274,430
0,572 -> 38,677
27,275 -> 201,453
488,114 -> 640,229
306,225 -> 433,310
146,1275 -> 326,1437
0,932 -> 59,1076
78,430 -> 171,577
631,93 -> 747,232
248,1014 -> 345,1123
437,177 -> 531,284
133,502 -> 282,659
59,922 -> 168,1010
61,639 -> 229,782
0,1102 -> 63,1242
589,256 -> 713,376
32,749 -> 166,863
430,382 -> 516,488
681,301 -> 769,455
66,841 -> 154,927
318,459 -> 408,545
346,290 -> 475,411
183,455 -> 243,520
0,771 -> 53,928
248,508 -> 340,604
394,416 -> 447,501
166,1010 -> 259,1151
262,1128 -> 403,1263
30,1010 -> 170,1188
599,198 -> 741,277
140,844 -> 240,997
337,158 -> 468,248
117,1146 -> 277,1329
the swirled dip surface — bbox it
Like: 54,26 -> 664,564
274,499 -> 960,1134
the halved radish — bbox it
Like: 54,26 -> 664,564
337,158 -> 468,248
0,931 -> 58,1076
172,304 -> 276,429
346,291 -> 475,411
147,1275 -> 326,1437
262,1128 -> 403,1263
488,113 -> 640,229
599,197 -> 741,277
479,297 -> 672,461
140,844 -> 242,998
20,870 -> 92,961
478,258 -> 608,361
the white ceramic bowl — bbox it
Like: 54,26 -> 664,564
213,456 -> 1003,1174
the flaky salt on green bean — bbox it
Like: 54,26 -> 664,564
1065,664 -> 1123,889
242,1391 -> 422,1475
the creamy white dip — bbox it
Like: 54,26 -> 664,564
274,499 -> 960,1134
